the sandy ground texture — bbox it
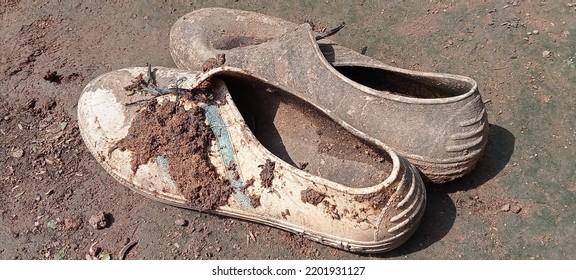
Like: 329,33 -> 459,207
1,0 -> 575,259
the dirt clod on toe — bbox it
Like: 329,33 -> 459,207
112,97 -> 232,211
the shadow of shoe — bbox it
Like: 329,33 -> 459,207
222,76 -> 298,167
367,187 -> 456,257
368,125 -> 514,257
433,124 -> 516,192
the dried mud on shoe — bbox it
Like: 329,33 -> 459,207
77,66 -> 427,254
258,159 -> 275,189
202,53 -> 226,72
300,188 -> 326,206
111,98 -> 231,211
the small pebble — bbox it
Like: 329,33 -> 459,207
512,205 -> 523,214
542,50 -> 551,58
89,211 -> 108,230
501,204 -> 511,212
11,149 -> 24,158
532,29 -> 539,35
89,246 -> 102,257
174,218 -> 188,227
64,217 -> 81,231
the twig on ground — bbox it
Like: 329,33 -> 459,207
315,22 -> 345,40
119,240 -> 138,260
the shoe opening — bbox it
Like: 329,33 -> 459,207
222,74 -> 394,188
334,66 -> 474,99
211,35 -> 272,50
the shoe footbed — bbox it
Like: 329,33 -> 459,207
222,75 -> 394,188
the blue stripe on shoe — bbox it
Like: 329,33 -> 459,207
155,155 -> 177,185
204,102 -> 251,208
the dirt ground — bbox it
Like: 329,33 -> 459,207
1,0 -> 575,260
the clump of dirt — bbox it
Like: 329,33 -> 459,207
242,177 -> 256,192
259,159 -> 275,189
41,70 -> 83,85
322,200 -> 341,220
112,97 -> 231,211
249,194 -> 261,208
280,209 -> 291,219
202,53 -> 226,72
89,211 -> 109,230
123,73 -> 147,95
301,188 -> 326,206
43,70 -> 62,83
63,217 -> 82,231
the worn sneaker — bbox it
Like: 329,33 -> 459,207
77,65 -> 426,253
170,7 -> 488,183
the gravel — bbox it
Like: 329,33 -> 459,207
174,218 -> 188,227
89,211 -> 109,230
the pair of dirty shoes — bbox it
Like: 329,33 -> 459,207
78,8 -> 488,253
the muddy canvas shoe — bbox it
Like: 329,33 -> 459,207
170,8 -> 488,183
77,65 -> 426,253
